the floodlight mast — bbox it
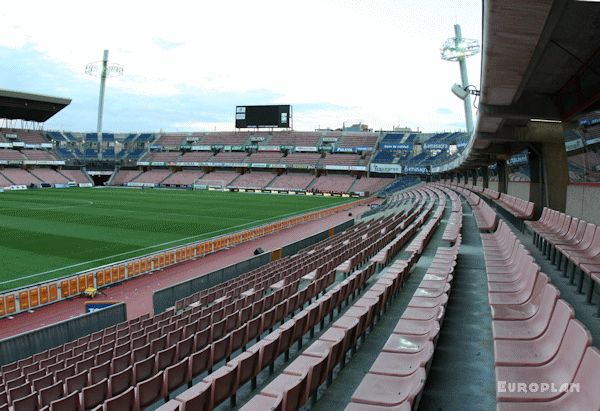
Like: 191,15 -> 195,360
85,50 -> 123,160
440,24 -> 480,134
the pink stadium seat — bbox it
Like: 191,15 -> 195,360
496,320 -> 591,403
48,390 -> 80,411
103,386 -> 135,411
175,381 -> 210,411
108,366 -> 133,397
494,300 -> 574,366
349,368 -> 425,408
492,284 -> 560,340
135,371 -> 164,410
80,378 -> 108,410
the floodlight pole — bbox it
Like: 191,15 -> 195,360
454,25 -> 474,134
96,50 -> 109,159
86,49 -> 123,161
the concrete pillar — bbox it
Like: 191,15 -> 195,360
497,160 -> 508,194
540,141 -> 569,212
528,146 -> 543,216
481,166 -> 489,188
463,172 -> 468,185
472,169 -> 477,186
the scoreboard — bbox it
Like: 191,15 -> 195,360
235,105 -> 291,128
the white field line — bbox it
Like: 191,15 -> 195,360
0,199 -> 350,286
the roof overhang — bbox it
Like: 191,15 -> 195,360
0,89 -> 71,122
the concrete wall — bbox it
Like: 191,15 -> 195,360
489,181 -> 499,191
0,303 -> 126,366
566,183 -> 600,225
507,182 -> 530,201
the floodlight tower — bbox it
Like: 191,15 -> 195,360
441,24 -> 480,133
85,50 -> 123,159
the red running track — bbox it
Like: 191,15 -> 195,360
0,202 -> 374,340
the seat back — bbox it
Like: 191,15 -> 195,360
108,365 -> 133,397
49,390 -> 80,411
283,373 -> 308,411
65,370 -> 87,394
176,382 -> 210,411
11,392 -> 37,411
104,386 -> 135,411
133,354 -> 155,384
135,371 -> 164,410
81,378 -> 108,410
39,381 -> 62,407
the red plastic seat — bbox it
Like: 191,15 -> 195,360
202,364 -> 237,409
187,345 -> 211,387
496,347 -> 600,411
103,385 -> 135,411
80,378 -> 108,410
174,381 -> 210,411
10,392 -> 38,411
494,300 -> 574,366
133,354 -> 155,384
48,390 -> 80,411
350,368 -> 425,408
239,393 -> 282,411
39,381 -> 62,408
492,284 -> 560,340
108,365 -> 133,397
489,271 -> 548,306
369,342 -> 434,377
135,371 -> 165,410
65,370 -> 87,394
282,354 -> 328,404
496,319 -> 591,403
260,372 -> 307,411
155,346 -> 176,372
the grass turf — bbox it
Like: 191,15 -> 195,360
0,188 -> 354,291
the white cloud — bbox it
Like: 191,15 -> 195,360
1,0 -> 482,131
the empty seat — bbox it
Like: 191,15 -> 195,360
135,371 -> 164,410
174,382 -> 210,411
39,381 -> 63,408
350,368 -> 425,408
102,386 -> 135,411
48,390 -> 80,411
80,378 -> 108,411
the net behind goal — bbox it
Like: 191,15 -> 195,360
192,179 -> 227,191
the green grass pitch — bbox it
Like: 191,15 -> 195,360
0,188 -> 354,292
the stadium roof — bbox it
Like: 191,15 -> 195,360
0,89 -> 71,122
433,0 -> 600,172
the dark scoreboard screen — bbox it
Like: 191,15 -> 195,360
235,105 -> 291,128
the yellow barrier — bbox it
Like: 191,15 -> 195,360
39,286 -> 49,305
29,288 -> 39,308
19,291 -> 29,310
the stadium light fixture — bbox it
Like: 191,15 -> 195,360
451,83 -> 480,100
441,24 -> 480,133
85,50 -> 123,160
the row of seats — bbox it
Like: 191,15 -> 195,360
238,187 -> 446,410
175,211 -> 417,312
440,186 -> 463,244
526,207 -> 600,314
447,185 -> 498,232
447,184 -> 534,230
447,185 -> 600,409
155,186 -> 442,410
348,240 -> 460,410
347,186 -> 461,409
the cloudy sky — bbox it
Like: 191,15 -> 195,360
0,0 -> 482,133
